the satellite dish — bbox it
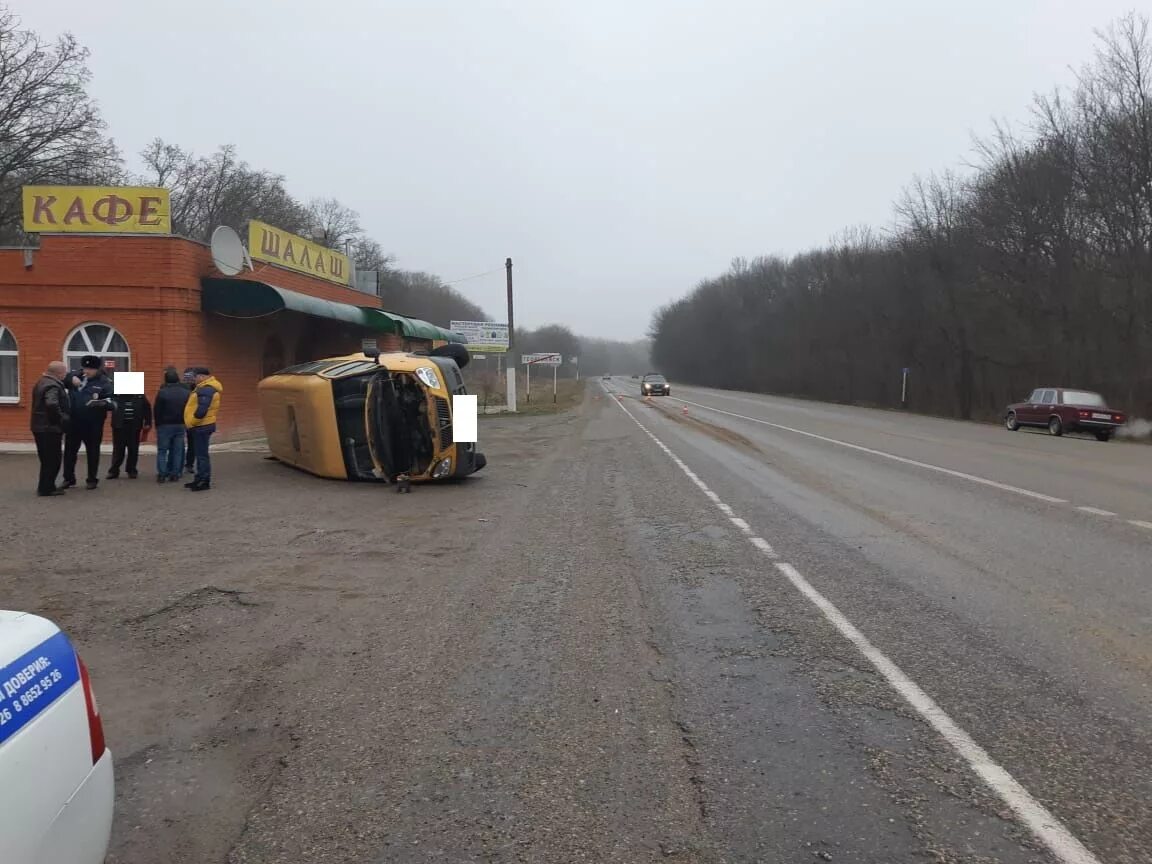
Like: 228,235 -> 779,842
210,226 -> 250,276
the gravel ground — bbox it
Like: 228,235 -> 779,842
4,387 -> 1128,863
1,408 -> 713,864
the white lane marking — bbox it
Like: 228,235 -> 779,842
749,536 -> 777,556
602,383 -> 1102,864
1077,506 -> 1117,517
773,561 -> 1102,864
1128,520 -> 1152,531
671,397 -> 1068,504
607,387 -> 775,552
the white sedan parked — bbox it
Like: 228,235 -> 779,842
0,611 -> 113,864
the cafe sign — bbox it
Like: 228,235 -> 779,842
248,219 -> 351,286
22,186 -> 171,234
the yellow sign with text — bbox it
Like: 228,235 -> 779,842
248,220 -> 351,286
22,186 -> 171,234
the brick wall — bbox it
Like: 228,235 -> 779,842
0,234 -> 398,443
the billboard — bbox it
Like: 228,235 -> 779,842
451,320 -> 509,353
22,186 -> 171,234
248,219 -> 351,286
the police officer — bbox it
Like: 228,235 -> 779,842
107,380 -> 152,480
62,355 -> 114,490
30,361 -> 71,496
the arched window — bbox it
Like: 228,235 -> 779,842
0,324 -> 18,403
64,323 -> 132,374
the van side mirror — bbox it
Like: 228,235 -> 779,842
430,343 -> 471,369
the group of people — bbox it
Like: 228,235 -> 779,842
30,355 -> 224,497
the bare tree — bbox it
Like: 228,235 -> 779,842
650,13 -> 1152,427
351,238 -> 395,271
139,138 -> 187,189
377,269 -> 488,325
306,197 -> 362,249
136,141 -> 311,242
0,9 -> 121,240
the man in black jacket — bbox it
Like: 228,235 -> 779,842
153,368 -> 188,483
106,382 -> 152,480
63,355 -> 114,490
30,361 -> 71,497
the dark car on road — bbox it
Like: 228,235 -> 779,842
1005,388 -> 1126,441
641,374 -> 670,396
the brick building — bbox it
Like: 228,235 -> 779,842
0,234 -> 462,443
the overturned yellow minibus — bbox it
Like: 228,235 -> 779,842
257,344 -> 486,487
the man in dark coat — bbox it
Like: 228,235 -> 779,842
62,355 -> 114,490
30,361 -> 71,497
153,368 -> 189,482
107,380 -> 152,480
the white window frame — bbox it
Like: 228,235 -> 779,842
0,323 -> 18,404
63,322 -> 132,374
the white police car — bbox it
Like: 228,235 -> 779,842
0,611 -> 113,863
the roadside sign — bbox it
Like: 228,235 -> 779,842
362,338 -> 378,354
521,353 -> 561,366
451,321 -> 509,353
522,352 -> 560,404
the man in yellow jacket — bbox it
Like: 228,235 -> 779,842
184,367 -> 223,491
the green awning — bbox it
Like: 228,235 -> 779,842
201,279 -> 400,334
200,278 -> 466,343
368,310 -> 468,343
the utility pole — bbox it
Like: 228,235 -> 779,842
505,257 -> 514,350
505,257 -> 517,412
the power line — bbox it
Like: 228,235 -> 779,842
444,266 -> 503,285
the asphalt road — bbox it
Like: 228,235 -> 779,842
2,383 -> 1148,863
604,378 -> 1151,864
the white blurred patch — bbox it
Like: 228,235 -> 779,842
453,395 -> 478,443
114,371 -> 145,395
1116,418 -> 1152,439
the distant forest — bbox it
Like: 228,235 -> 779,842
650,13 -> 1152,423
510,325 -> 651,377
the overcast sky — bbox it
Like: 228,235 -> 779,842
19,1 -> 1141,339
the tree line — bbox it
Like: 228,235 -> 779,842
510,324 -> 650,377
0,7 -> 481,327
650,13 -> 1152,424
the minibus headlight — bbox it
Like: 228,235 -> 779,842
416,367 -> 441,389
